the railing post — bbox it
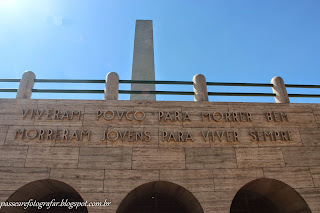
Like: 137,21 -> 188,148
271,76 -> 290,103
193,74 -> 208,102
16,71 -> 36,99
105,72 -> 119,100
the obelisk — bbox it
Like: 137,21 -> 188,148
130,20 -> 156,101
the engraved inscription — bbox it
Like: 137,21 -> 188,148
201,112 -> 252,122
249,130 -> 293,141
158,111 -> 191,122
22,109 -> 82,120
15,129 -> 90,141
162,131 -> 194,142
201,130 -> 240,142
96,110 -> 146,121
267,112 -> 289,122
100,130 -> 151,142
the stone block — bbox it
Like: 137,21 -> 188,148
79,147 -> 132,169
0,126 -> 8,145
0,145 -> 28,167
50,168 -> 104,193
0,103 -> 36,125
0,100 -> 37,115
160,170 -> 214,193
310,167 -> 320,187
263,167 -> 314,189
236,147 -> 285,168
50,169 -> 104,193
104,170 -> 159,192
25,146 -> 79,168
299,127 -> 320,146
213,168 -> 264,191
132,148 -> 185,169
311,107 -> 320,126
0,167 -> 49,191
282,147 -> 320,167
186,148 -> 237,169
50,168 -> 104,180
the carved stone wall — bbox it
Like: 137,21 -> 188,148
0,99 -> 319,213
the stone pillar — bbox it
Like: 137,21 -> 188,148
193,74 -> 208,102
105,72 -> 119,100
131,20 -> 156,101
271,76 -> 290,103
16,71 -> 36,99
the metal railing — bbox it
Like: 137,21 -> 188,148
1,74 -> 320,101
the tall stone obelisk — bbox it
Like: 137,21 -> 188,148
130,20 -> 156,101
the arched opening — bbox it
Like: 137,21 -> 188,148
230,178 -> 311,213
117,181 -> 204,213
4,179 -> 88,213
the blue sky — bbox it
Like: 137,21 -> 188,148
0,0 -> 319,102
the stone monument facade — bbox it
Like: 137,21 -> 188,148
0,20 -> 319,213
0,99 -> 319,213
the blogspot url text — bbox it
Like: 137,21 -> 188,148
0,199 -> 111,209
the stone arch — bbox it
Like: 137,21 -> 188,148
4,179 -> 88,213
116,181 -> 204,213
230,178 -> 311,213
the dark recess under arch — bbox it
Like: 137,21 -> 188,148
230,178 -> 311,213
117,181 -> 204,213
4,179 -> 88,213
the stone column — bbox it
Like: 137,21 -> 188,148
131,20 -> 156,101
193,74 -> 208,102
271,76 -> 290,103
105,72 -> 119,100
16,71 -> 36,99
